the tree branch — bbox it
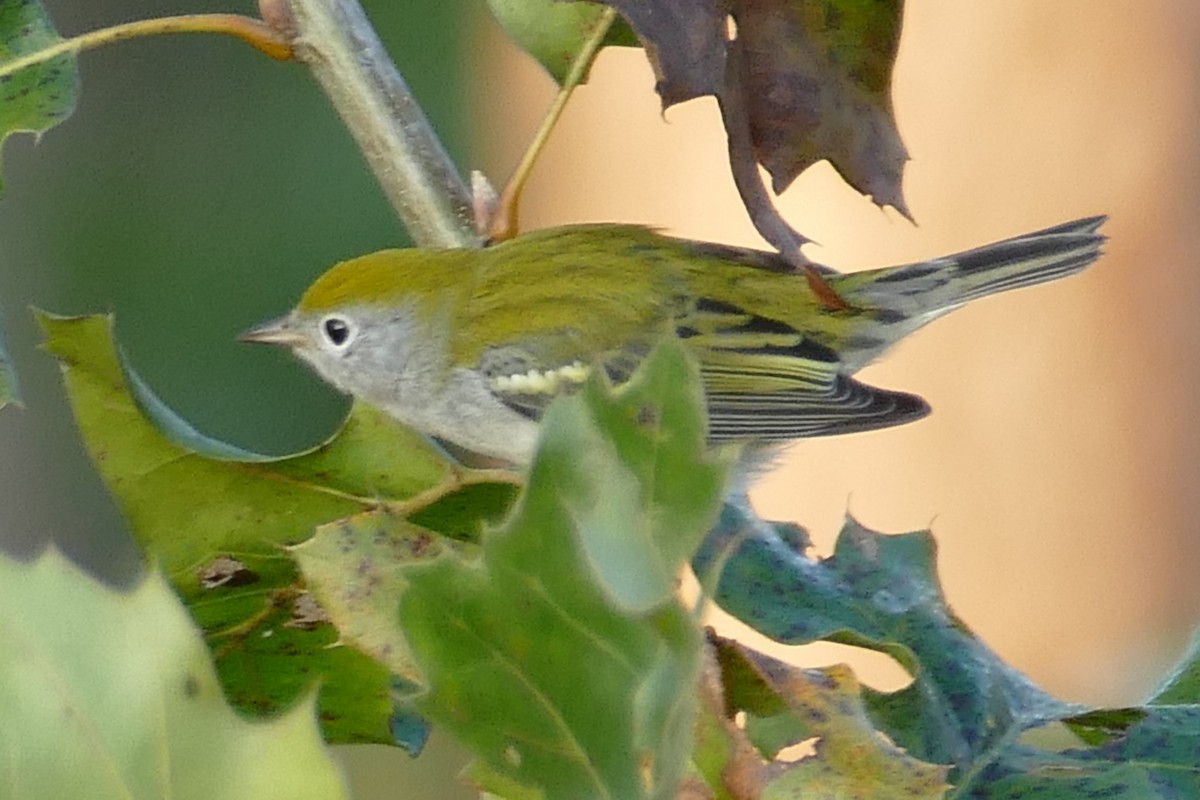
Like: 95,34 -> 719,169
278,0 -> 480,249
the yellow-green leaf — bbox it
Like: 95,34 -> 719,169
486,0 -> 637,85
292,509 -> 472,684
713,635 -> 950,799
39,311 -> 516,743
0,548 -> 347,799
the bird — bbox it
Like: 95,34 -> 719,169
241,216 -> 1106,466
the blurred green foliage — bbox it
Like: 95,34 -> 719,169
0,549 -> 350,800
0,0 -> 475,579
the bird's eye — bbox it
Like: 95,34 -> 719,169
321,316 -> 355,348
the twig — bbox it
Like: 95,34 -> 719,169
0,14 -> 292,81
487,6 -> 618,242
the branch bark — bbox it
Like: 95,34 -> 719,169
278,0 -> 480,249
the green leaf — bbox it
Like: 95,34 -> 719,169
464,760 -> 546,800
0,0 -> 79,192
39,311 -> 517,743
1149,625 -> 1200,704
1070,706 -> 1200,794
0,548 -> 347,799
963,757 -> 1162,799
1062,708 -> 1148,747
396,340 -> 723,799
971,707 -> 1200,797
120,342 -> 273,460
486,0 -> 637,85
689,671 -> 742,800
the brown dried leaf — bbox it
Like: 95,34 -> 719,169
603,0 -> 910,225
604,0 -> 727,105
734,0 -> 909,216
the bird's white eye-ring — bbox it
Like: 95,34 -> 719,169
320,315 -> 356,349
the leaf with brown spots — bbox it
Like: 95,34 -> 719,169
711,633 -> 951,799
0,0 -> 78,193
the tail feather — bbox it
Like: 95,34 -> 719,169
945,221 -> 1106,305
1009,214 -> 1107,238
834,216 -> 1107,373
847,216 -> 1107,316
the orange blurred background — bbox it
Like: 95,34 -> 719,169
471,1 -> 1200,706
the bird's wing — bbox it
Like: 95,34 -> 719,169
680,299 -> 930,440
704,379 -> 930,442
475,341 -> 647,421
473,342 -> 579,421
477,297 -> 930,441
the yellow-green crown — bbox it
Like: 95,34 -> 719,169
297,248 -> 469,312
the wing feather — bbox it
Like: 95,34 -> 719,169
477,293 -> 930,441
706,379 -> 930,441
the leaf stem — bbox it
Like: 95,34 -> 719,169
390,465 -> 523,518
718,42 -> 852,309
486,6 -> 619,242
0,14 -> 292,82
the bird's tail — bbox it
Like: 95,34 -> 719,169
845,216 -> 1107,321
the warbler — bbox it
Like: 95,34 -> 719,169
242,217 -> 1105,464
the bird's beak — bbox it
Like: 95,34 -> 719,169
239,315 -> 309,348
